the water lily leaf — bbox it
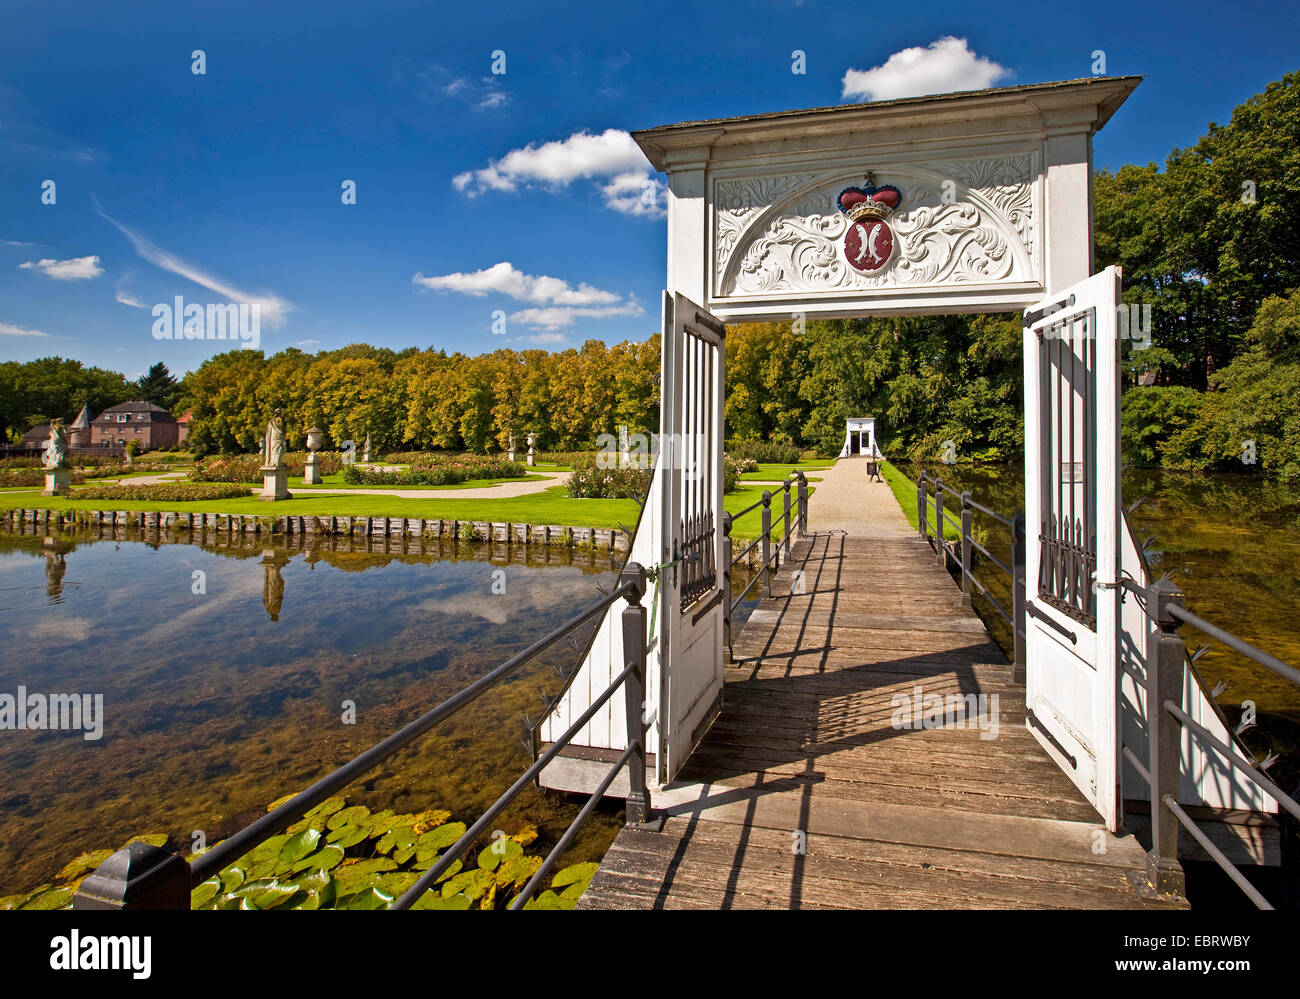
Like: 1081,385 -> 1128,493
478,838 -> 522,872
252,882 -> 304,910
336,886 -> 394,910
57,848 -> 115,881
441,868 -> 495,901
392,843 -> 418,865
294,876 -> 337,911
496,855 -> 542,889
522,889 -> 571,910
249,834 -> 291,861
292,844 -> 345,873
375,825 -> 416,855
191,877 -> 222,908
266,793 -> 299,812
305,797 -> 346,819
560,880 -> 587,901
373,872 -> 421,898
334,858 -> 399,894
412,890 -> 470,910
410,809 -> 451,834
326,805 -> 371,831
364,809 -> 402,835
480,881 -> 498,910
0,894 -> 32,910
511,823 -> 539,846
279,828 -> 322,864
219,866 -> 246,892
20,886 -> 75,910
417,821 -> 467,854
551,862 -> 598,889
327,825 -> 371,849
432,859 -> 463,883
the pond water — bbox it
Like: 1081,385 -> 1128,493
896,461 -> 1300,799
0,527 -> 637,896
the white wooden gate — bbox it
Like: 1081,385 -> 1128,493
658,292 -> 727,781
1022,267 -> 1123,830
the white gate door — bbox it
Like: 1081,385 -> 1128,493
1022,266 -> 1123,830
657,291 -> 726,782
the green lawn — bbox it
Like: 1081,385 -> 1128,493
880,460 -> 959,541
0,479 -> 812,539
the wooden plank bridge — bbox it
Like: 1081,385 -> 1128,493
579,460 -> 1186,910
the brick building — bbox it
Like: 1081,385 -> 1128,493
88,401 -> 180,449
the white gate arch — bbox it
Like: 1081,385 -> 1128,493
536,77 -> 1272,828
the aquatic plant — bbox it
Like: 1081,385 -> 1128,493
0,797 -> 597,911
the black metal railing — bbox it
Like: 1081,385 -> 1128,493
917,472 -> 1027,678
72,563 -> 654,911
1120,577 -> 1299,909
720,471 -> 808,660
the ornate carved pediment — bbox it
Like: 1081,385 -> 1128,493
713,155 -> 1038,299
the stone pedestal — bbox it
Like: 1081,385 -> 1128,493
303,453 -> 322,485
260,465 -> 290,501
42,467 -> 70,497
526,452 -> 535,467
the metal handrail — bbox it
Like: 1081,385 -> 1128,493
915,471 -> 1027,675
1129,577 -> 1300,908
74,565 -> 653,910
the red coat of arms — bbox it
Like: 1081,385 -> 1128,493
838,183 -> 901,274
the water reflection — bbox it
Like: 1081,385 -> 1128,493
0,524 -> 630,896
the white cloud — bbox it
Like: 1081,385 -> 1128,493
19,255 -> 103,280
453,128 -> 666,217
842,37 -> 1010,102
296,339 -> 321,348
413,261 -> 621,307
396,60 -> 510,112
509,299 -> 644,331
96,205 -> 292,328
0,321 -> 49,337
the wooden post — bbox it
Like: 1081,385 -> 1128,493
72,842 -> 190,910
959,493 -> 973,607
721,512 -> 733,664
934,479 -> 946,567
621,563 -> 651,826
1145,578 -> 1187,897
1012,513 -> 1027,684
761,491 -> 773,598
917,476 -> 927,541
796,472 -> 808,538
782,483 -> 792,561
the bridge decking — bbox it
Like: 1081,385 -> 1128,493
580,491 -> 1185,908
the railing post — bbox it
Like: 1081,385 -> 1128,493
796,472 -> 808,538
1012,513 -> 1027,685
761,491 -> 773,597
959,492 -> 973,608
934,479 -> 946,567
72,842 -> 191,910
621,562 -> 651,827
782,482 -> 792,561
721,513 -> 733,664
917,476 -> 927,541
1145,578 -> 1187,897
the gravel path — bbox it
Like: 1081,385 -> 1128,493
302,470 -> 571,500
805,456 -> 912,538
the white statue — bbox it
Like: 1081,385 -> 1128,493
43,420 -> 67,469
261,412 -> 286,467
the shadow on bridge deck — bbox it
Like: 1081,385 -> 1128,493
579,531 -> 1187,910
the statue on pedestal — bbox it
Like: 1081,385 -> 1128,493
43,419 -> 68,470
526,430 -> 537,468
362,432 -> 372,463
261,411 -> 286,468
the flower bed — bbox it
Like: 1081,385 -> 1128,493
73,482 -> 253,501
342,456 -> 525,486
1,469 -> 86,488
192,451 -> 343,482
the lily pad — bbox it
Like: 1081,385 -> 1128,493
511,823 -> 539,846
441,868 -> 495,902
375,824 -> 417,855
191,877 -> 223,908
120,833 -> 169,850
412,890 -> 470,910
291,844 -> 345,873
20,886 -> 75,910
496,855 -> 543,889
410,809 -> 451,834
266,792 -> 299,812
522,889 -> 572,910
551,862 -> 598,889
304,797 -> 346,819
336,886 -> 394,911
326,805 -> 371,831
326,825 -> 371,849
279,828 -> 322,864
477,837 -> 523,872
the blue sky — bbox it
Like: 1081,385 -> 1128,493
1,0 -> 1296,378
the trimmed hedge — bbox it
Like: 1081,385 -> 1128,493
726,439 -> 800,465
74,483 -> 253,501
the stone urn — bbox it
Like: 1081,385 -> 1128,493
303,426 -> 324,485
